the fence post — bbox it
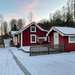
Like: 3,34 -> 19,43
48,44 -> 50,54
30,46 -> 32,56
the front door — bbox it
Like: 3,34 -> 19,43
54,32 -> 59,48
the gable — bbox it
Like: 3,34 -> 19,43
47,27 -> 75,37
47,28 -> 64,37
20,22 -> 48,33
23,24 -> 48,33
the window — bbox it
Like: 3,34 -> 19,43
30,34 -> 36,43
30,26 -> 36,32
69,36 -> 75,43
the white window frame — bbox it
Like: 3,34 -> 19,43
69,36 -> 75,43
30,34 -> 36,43
30,26 -> 36,32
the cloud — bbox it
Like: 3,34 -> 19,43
25,0 -> 37,13
4,13 -> 22,22
19,0 -> 41,22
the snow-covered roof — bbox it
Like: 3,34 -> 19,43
19,22 -> 48,32
47,26 -> 75,36
11,31 -> 19,35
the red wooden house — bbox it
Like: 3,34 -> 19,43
47,26 -> 75,52
12,22 -> 48,47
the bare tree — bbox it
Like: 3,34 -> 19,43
3,21 -> 8,35
53,10 -> 62,20
17,19 -> 24,29
0,15 -> 3,36
10,19 -> 17,30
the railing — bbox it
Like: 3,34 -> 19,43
29,44 -> 64,56
30,44 -> 50,56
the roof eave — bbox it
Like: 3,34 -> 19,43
19,22 -> 48,33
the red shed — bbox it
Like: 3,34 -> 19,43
16,22 -> 48,47
47,26 -> 75,52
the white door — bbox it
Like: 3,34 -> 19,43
54,32 -> 59,48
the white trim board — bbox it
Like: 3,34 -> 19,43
46,26 -> 75,37
20,22 -> 48,33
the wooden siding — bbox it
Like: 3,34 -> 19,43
22,25 -> 48,46
49,30 -> 75,52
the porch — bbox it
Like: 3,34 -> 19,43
29,44 -> 64,56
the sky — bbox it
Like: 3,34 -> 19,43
0,0 -> 67,23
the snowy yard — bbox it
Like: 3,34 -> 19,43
0,48 -> 24,75
11,47 -> 75,75
1,47 -> 75,75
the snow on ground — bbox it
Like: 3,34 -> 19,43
0,48 -> 24,75
20,46 -> 30,52
11,47 -> 75,75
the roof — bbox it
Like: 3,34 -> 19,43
37,23 -> 51,30
11,31 -> 19,35
20,22 -> 48,32
47,26 -> 75,36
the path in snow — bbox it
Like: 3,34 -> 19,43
10,50 -> 31,75
11,47 -> 75,75
0,48 -> 25,75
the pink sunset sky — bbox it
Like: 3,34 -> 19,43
0,0 -> 66,23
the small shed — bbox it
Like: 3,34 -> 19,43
47,26 -> 75,52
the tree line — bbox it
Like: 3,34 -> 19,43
1,5 -> 75,38
1,18 -> 25,38
39,8 -> 75,30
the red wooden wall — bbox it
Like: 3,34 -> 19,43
22,25 -> 48,46
49,30 -> 75,52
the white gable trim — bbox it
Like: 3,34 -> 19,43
47,27 -> 75,37
20,22 -> 48,32
36,24 -> 48,32
46,27 -> 64,37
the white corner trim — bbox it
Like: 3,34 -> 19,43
30,34 -> 36,43
21,32 -> 23,47
68,36 -> 75,43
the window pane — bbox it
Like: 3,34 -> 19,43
32,27 -> 35,31
70,36 -> 75,41
32,36 -> 35,41
31,26 -> 36,32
